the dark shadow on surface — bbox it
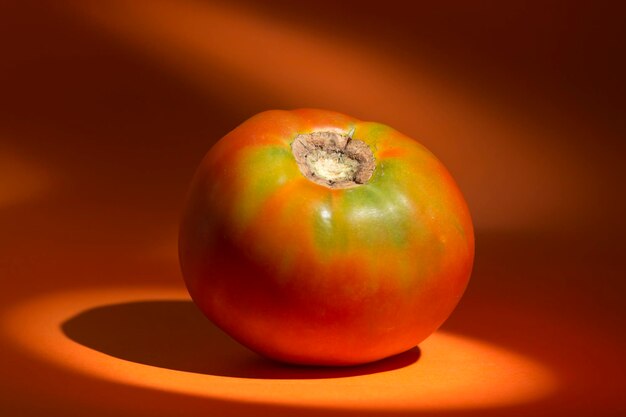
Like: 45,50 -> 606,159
61,300 -> 420,379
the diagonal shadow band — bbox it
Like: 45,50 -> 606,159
61,300 -> 420,379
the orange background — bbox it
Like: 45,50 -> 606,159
1,1 -> 625,416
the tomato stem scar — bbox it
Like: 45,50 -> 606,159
291,131 -> 375,189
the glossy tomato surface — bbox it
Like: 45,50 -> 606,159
179,109 -> 474,365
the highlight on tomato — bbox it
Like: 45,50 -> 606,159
179,109 -> 474,366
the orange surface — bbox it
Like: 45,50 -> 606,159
1,1 -> 625,416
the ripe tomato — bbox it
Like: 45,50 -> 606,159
179,109 -> 474,366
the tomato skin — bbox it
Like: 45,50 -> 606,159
179,109 -> 474,365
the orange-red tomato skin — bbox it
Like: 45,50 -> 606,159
179,109 -> 474,365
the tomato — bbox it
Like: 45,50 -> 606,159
179,109 -> 474,366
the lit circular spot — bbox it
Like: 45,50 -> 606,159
1,287 -> 556,411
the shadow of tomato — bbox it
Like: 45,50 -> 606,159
61,300 -> 420,379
